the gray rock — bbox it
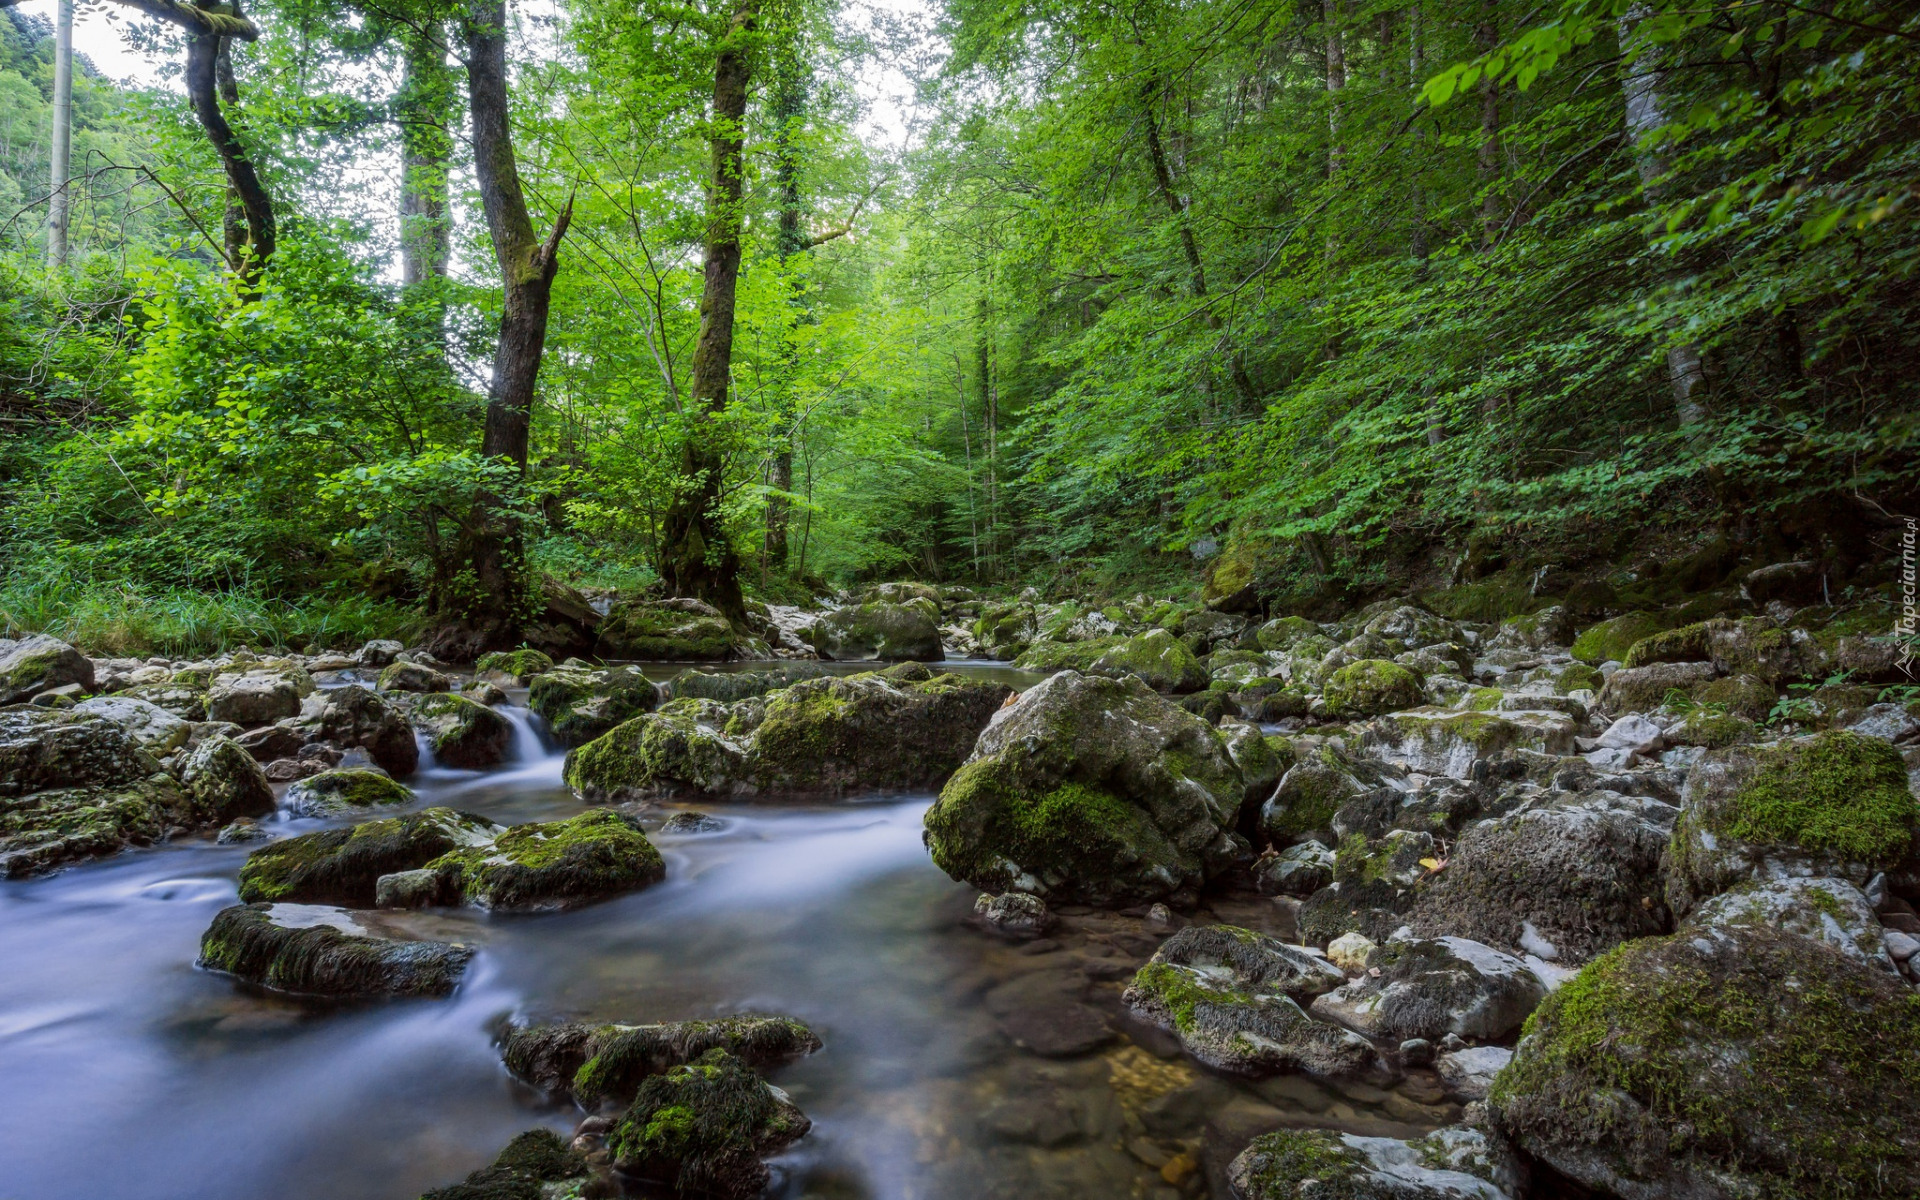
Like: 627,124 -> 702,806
1849,702 -> 1920,745
1228,1127 -> 1516,1199
1681,876 -> 1892,970
0,634 -> 95,706
1436,1045 -> 1512,1100
1254,840 -> 1335,896
1598,660 -> 1717,713
974,891 -> 1056,937
1361,708 -> 1577,779
410,692 -> 512,769
73,696 -> 190,755
376,661 -> 450,694
179,735 -> 276,825
197,902 -> 472,998
806,601 -> 944,661
206,665 -> 315,726
1310,936 -> 1547,1043
282,768 -> 414,818
279,686 -> 418,776
355,639 -> 404,666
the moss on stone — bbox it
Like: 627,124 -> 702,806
1716,731 -> 1917,865
419,1128 -> 586,1200
1322,659 -> 1424,717
1572,611 -> 1672,665
282,768 -> 416,817
1463,687 -> 1504,712
1623,621 -> 1711,668
473,648 -> 555,683
607,1048 -> 809,1198
430,808 -> 665,911
1230,1128 -> 1371,1198
1011,636 -> 1119,672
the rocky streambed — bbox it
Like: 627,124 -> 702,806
3,568 -> 1919,1200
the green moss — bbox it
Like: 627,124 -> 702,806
1557,663 -> 1605,693
1012,636 -> 1119,671
1676,713 -> 1756,749
607,1048 -> 806,1192
1491,930 -> 1920,1199
1623,621 -> 1711,668
1232,1128 -> 1369,1198
1129,960 -> 1258,1037
474,648 -> 555,681
1421,573 -> 1543,623
1572,611 -> 1673,665
1255,616 -> 1322,652
1465,687 -> 1504,711
1719,731 -> 1917,865
925,764 -> 1177,895
1322,659 -> 1424,717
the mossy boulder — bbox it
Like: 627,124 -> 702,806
376,660 -> 451,694
1682,876 -> 1891,969
1666,730 -> 1919,917
237,807 -> 502,907
1490,926 -> 1920,1200
197,902 -> 473,998
283,768 -> 415,818
1308,936 -> 1547,1044
598,597 -> 737,661
1690,673 -> 1776,720
1626,616 -> 1828,684
1255,615 -> 1323,653
1598,660 -> 1717,713
1087,628 -> 1208,693
1361,708 -> 1578,780
117,683 -> 209,721
971,602 -> 1039,659
1122,925 -> 1373,1078
1494,606 -> 1575,651
805,600 -> 943,661
1011,635 -> 1119,672
1229,1127 -> 1519,1200
179,734 -> 276,824
72,695 -> 190,755
281,685 -> 419,776
1571,611 -> 1671,665
668,663 -> 831,703
922,671 -> 1248,906
503,1015 -> 822,1106
1260,755 -> 1365,844
0,634 -> 95,705
608,1048 -> 811,1199
1322,660 -> 1425,718
473,648 -> 555,686
418,1129 -> 585,1200
1666,711 -> 1759,749
1408,791 -> 1675,965
1218,719 -> 1294,805
426,809 -> 664,911
411,692 -> 512,769
207,664 -> 316,726
0,707 -> 213,877
566,672 -> 1010,802
1362,605 -> 1464,654
528,665 -> 662,746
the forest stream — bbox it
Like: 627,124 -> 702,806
0,663 -> 1458,1200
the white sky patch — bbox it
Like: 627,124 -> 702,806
13,0 -> 170,88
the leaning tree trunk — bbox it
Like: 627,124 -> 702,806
398,23 -> 454,286
183,7 -> 274,286
1618,2 -> 1709,427
659,0 -> 758,626
428,0 -> 572,657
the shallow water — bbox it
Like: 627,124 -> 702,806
0,689 -> 1456,1200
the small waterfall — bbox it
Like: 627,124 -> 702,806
498,704 -> 551,764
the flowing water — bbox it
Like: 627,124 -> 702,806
0,665 -> 1459,1200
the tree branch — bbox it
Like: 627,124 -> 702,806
106,0 -> 260,40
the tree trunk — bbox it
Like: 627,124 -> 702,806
46,0 -> 71,268
659,0 -> 758,625
1475,0 -> 1502,250
1325,0 -> 1345,180
184,5 -> 274,286
1408,1 -> 1444,447
1618,3 -> 1709,426
763,22 -> 806,575
398,24 -> 454,286
430,0 -> 574,655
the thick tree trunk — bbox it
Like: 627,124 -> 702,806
46,0 -> 71,267
659,0 -> 758,625
1474,0 -> 1502,249
763,29 -> 806,575
398,24 -> 454,287
429,0 -> 573,655
1618,3 -> 1709,426
184,8 -> 274,286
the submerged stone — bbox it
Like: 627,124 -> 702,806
417,1129 -> 586,1200
197,902 -> 473,998
607,1048 -> 811,1199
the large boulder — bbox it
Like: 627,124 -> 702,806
1309,936 -> 1547,1044
237,807 -> 503,907
1407,791 -> 1675,965
607,1048 -> 811,1199
599,597 -> 737,660
1088,628 -> 1208,693
473,648 -> 555,686
0,707 -> 209,877
1571,611 -> 1671,665
1624,616 -> 1828,684
1598,660 -> 1717,713
282,768 -> 415,818
806,601 -> 944,661
197,902 -> 473,998
921,671 -> 1247,906
668,663 -> 831,703
375,661 -> 450,694
1681,876 -> 1892,969
422,809 -> 665,911
279,685 -> 418,776
206,664 -> 315,726
1228,1127 -> 1518,1200
503,1015 -> 821,1105
73,695 -> 190,756
971,602 -> 1039,659
178,735 -> 276,824
566,670 -> 1010,802
410,692 -> 512,769
0,634 -> 95,705
1362,708 -> 1577,780
1666,730 -> 1919,917
116,682 -> 209,721
1490,926 -> 1920,1200
528,664 -> 662,746
1260,755 -> 1367,844
1323,660 -> 1426,718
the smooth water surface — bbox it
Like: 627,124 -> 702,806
0,688 -> 1454,1200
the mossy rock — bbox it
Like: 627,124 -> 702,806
922,671 -> 1247,907
608,1048 -> 811,1199
563,699 -> 749,804
1254,616 -> 1323,652
1229,1126 -> 1518,1199
1571,611 -> 1671,665
1691,674 -> 1776,720
1011,636 -> 1119,672
1260,756 -> 1364,844
503,1015 -> 822,1106
0,634 -> 96,705
429,809 -> 664,912
1666,730 -> 1919,916
1307,935 -> 1546,1044
473,648 -> 555,685
1322,660 -> 1425,718
418,1129 -> 586,1200
1665,711 -> 1758,749
117,683 -> 209,721
599,597 -> 737,661
237,807 -> 501,907
1598,661 -> 1717,713
805,601 -> 943,661
747,672 -> 1011,795
528,665 -> 662,746
1362,708 -> 1578,780
374,661 -> 449,695
1554,662 -> 1604,694
1201,534 -> 1263,610
1490,926 -> 1920,1200
179,734 -> 276,825
970,602 -> 1039,659
1082,628 -> 1208,693
411,692 -> 513,769
283,768 -> 416,818
198,902 -> 472,999
668,663 -> 831,703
